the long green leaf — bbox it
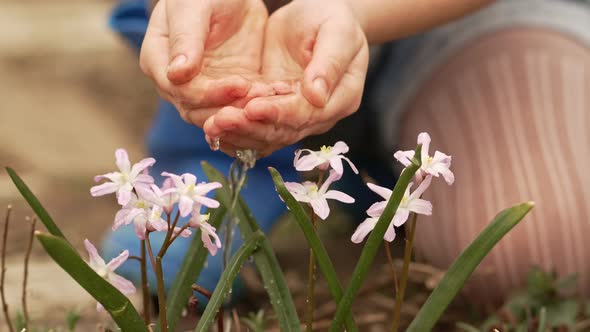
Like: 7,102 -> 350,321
161,204 -> 227,332
195,231 -> 265,331
269,167 -> 358,332
329,145 -> 422,332
6,167 -> 66,239
406,202 -> 534,331
36,232 -> 147,331
202,162 -> 300,331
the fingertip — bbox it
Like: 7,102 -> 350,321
244,99 -> 278,123
302,72 -> 328,107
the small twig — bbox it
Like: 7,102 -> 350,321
391,213 -> 418,332
140,240 -> 150,325
22,216 -> 36,330
1,205 -> 14,332
192,284 -> 223,332
127,255 -> 142,262
384,241 -> 399,295
144,235 -> 157,273
306,209 -> 318,332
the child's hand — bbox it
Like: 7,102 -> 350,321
203,0 -> 369,157
139,0 -> 272,127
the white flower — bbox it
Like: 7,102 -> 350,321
151,177 -> 178,214
112,194 -> 167,240
91,149 -> 155,206
188,212 -> 222,256
284,170 -> 355,220
394,132 -> 454,185
351,176 -> 433,243
161,172 -> 221,217
84,239 -> 135,311
294,141 -> 359,175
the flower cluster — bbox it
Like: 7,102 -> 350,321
352,132 -> 454,243
88,148 -> 223,306
286,141 -> 357,219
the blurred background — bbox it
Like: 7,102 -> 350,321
0,0 -> 157,327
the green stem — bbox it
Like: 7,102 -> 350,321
270,168 -> 358,332
140,240 -> 150,325
155,255 -> 167,332
306,212 -> 317,332
327,145 -> 422,332
194,231 -> 264,332
391,213 -> 418,332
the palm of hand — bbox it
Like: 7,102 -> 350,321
203,0 -> 369,157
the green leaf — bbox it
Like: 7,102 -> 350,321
329,144 -> 423,332
269,167 -> 358,332
407,202 -> 535,332
202,162 -> 300,331
36,232 -> 147,331
5,167 -> 66,240
545,299 -> 578,329
195,231 -> 264,331
160,204 -> 227,332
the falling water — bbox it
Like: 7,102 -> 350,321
221,149 -> 257,299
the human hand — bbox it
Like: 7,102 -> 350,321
202,0 -> 369,157
139,0 -> 276,127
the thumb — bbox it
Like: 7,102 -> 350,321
302,22 -> 365,107
166,0 -> 212,84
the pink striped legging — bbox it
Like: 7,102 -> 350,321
390,1 -> 590,303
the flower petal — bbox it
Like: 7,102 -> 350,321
106,250 -> 129,271
115,149 -> 131,173
178,195 -> 194,217
194,182 -> 222,195
409,175 -> 432,200
109,273 -> 136,295
294,153 -> 322,171
310,198 -> 330,220
350,217 -> 378,243
116,188 -> 133,206
366,183 -> 392,200
129,157 -> 156,178
384,222 -> 397,242
408,199 -> 433,216
90,182 -> 119,197
393,150 -> 415,167
323,190 -> 355,203
341,156 -> 359,174
331,141 -> 349,155
84,239 -> 106,269
392,208 -> 410,227
367,201 -> 387,217
193,195 -> 220,209
417,132 -> 431,162
329,157 -> 344,175
181,173 -> 197,187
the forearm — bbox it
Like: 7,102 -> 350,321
347,0 -> 495,44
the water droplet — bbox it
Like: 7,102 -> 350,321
210,137 -> 220,151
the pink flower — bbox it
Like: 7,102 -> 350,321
161,172 -> 221,217
151,178 -> 178,214
84,239 -> 135,311
188,212 -> 222,256
112,195 -> 166,239
284,170 -> 355,220
294,141 -> 359,175
351,176 -> 433,243
91,149 -> 155,206
394,132 -> 454,185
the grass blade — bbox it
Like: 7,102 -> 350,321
406,202 -> 535,331
329,145 -> 422,332
194,231 -> 265,331
269,167 -> 358,332
160,204 -> 227,332
36,232 -> 147,331
5,167 -> 66,240
202,162 -> 300,331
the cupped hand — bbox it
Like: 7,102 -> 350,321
139,0 -> 275,126
203,0 -> 370,157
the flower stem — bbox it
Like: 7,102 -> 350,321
22,217 -> 36,330
305,212 -> 317,332
384,241 -> 399,296
391,213 -> 418,332
1,206 -> 14,332
155,255 -> 168,332
140,240 -> 150,325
